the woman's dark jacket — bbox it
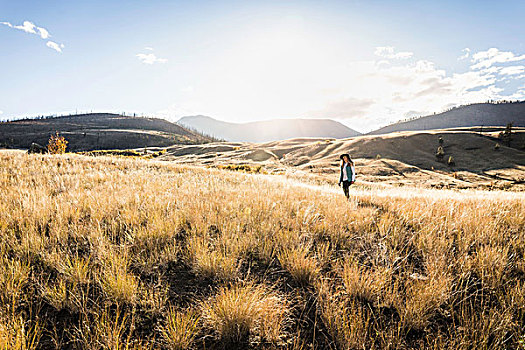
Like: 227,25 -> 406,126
339,163 -> 354,184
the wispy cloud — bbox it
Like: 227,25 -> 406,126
1,20 -> 63,52
136,48 -> 167,64
499,65 -> 525,76
458,48 -> 470,60
46,41 -> 64,52
1,21 -> 49,38
471,48 -> 525,70
374,46 -> 413,60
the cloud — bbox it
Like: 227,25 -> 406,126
471,48 -> 525,70
2,20 -> 49,39
136,48 -> 168,64
374,46 -> 413,59
508,85 -> 525,99
499,65 -> 524,76
459,48 -> 470,60
46,41 -> 64,52
304,47 -> 523,132
1,20 -> 63,52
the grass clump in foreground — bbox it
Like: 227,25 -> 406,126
201,282 -> 289,345
0,150 -> 524,349
161,308 -> 200,350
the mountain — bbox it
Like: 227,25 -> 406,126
177,115 -> 361,142
0,113 -> 213,151
369,102 -> 525,135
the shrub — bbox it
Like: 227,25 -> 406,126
47,132 -> 68,154
80,149 -> 142,157
217,164 -> 262,173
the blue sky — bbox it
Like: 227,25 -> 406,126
1,0 -> 524,132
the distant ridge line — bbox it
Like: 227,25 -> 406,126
368,101 -> 525,135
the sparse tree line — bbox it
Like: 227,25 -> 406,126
435,122 -> 524,167
0,111 -> 152,123
386,99 -> 524,127
177,124 -> 225,142
493,123 -> 525,150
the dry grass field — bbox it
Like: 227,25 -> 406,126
1,150 -> 525,349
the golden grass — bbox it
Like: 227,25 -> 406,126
278,246 -> 319,286
160,308 -> 200,350
0,150 -> 524,348
201,282 -> 289,344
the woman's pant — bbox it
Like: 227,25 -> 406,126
342,180 -> 352,198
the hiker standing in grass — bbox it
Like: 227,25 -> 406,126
338,154 -> 355,199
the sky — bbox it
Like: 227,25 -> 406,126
1,0 -> 524,132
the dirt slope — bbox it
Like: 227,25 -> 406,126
158,127 -> 525,189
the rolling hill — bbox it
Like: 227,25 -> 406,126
177,115 -> 361,142
0,113 -> 213,151
369,102 -> 525,135
156,126 -> 525,189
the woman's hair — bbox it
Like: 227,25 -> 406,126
340,153 -> 353,165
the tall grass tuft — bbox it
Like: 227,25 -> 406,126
160,308 -> 200,350
201,282 -> 289,345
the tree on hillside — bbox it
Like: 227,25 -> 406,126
498,123 -> 513,147
436,136 -> 445,161
436,146 -> 445,161
47,132 -> 68,154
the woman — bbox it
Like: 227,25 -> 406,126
338,154 -> 355,199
